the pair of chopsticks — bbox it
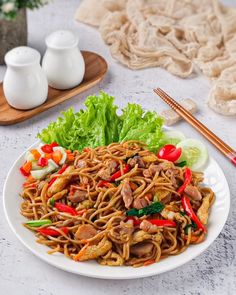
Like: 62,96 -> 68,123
154,88 -> 236,167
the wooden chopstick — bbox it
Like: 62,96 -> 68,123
155,88 -> 232,154
154,88 -> 236,167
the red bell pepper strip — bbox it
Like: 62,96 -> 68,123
55,202 -> 78,216
48,164 -> 69,188
97,180 -> 114,188
110,164 -> 130,182
177,167 -> 192,194
37,157 -> 48,167
157,144 -> 182,162
126,216 -> 141,226
148,219 -> 176,227
182,195 -> 207,233
37,226 -> 68,237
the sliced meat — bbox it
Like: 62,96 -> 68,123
75,224 -> 97,240
133,197 -> 148,210
128,155 -> 145,168
97,169 -> 112,181
143,162 -> 171,178
97,160 -> 118,181
197,194 -> 211,225
140,220 -> 159,234
47,166 -> 74,196
107,160 -> 118,173
184,185 -> 202,201
75,159 -> 87,169
75,237 -> 112,261
68,189 -> 87,203
130,242 -> 153,257
121,180 -> 133,209
111,221 -> 134,240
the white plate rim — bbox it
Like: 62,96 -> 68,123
3,142 -> 231,280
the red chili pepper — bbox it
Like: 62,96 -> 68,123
37,227 -> 68,237
55,202 -> 78,216
177,167 -> 192,194
182,195 -> 207,233
148,219 -> 176,227
126,216 -> 141,226
157,144 -> 182,162
48,164 -> 69,188
97,180 -> 114,188
37,157 -> 48,167
50,142 -> 59,148
110,164 -> 130,182
41,144 -> 53,153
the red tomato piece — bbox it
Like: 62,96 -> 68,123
157,144 -> 182,162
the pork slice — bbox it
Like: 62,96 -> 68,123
121,180 -> 133,209
130,242 -> 153,257
68,190 -> 87,203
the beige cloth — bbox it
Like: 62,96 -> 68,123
75,0 -> 236,115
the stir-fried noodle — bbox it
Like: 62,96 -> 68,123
20,141 -> 214,267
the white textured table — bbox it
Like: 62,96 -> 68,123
0,1 -> 236,294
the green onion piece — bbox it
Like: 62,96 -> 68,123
184,221 -> 197,234
126,202 -> 164,218
176,161 -> 187,167
49,197 -> 55,207
25,219 -> 52,227
126,208 -> 139,217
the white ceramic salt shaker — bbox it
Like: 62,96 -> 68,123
42,30 -> 85,90
3,46 -> 48,110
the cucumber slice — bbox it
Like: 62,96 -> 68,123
162,130 -> 186,146
176,139 -> 208,171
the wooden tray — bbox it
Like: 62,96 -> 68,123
0,51 -> 108,125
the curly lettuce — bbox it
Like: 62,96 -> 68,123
38,91 -> 163,152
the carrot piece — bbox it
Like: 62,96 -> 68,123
143,259 -> 155,266
27,174 -> 36,183
44,153 -> 52,159
74,243 -> 90,261
52,150 -> 62,164
129,182 -> 138,191
67,153 -> 75,161
22,161 -> 32,173
30,149 -> 41,160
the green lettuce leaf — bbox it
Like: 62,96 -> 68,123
119,103 -> 163,151
38,92 -> 120,150
38,91 -> 163,152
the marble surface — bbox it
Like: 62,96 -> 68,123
0,1 -> 236,294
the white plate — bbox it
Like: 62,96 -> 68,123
3,143 -> 230,280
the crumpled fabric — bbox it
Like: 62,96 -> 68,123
75,0 -> 236,115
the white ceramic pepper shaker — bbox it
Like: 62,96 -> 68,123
42,30 -> 85,90
3,46 -> 48,110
